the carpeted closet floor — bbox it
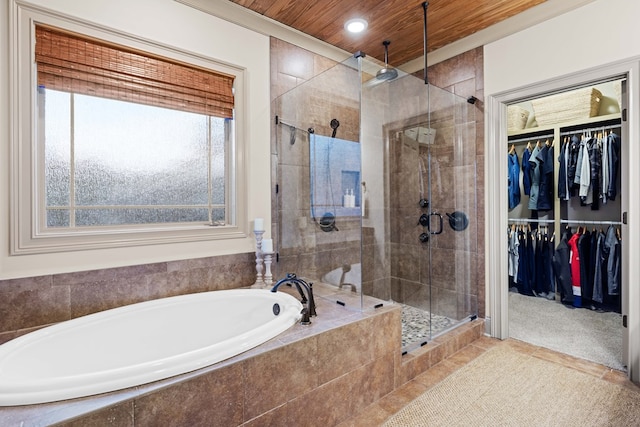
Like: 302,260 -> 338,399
508,291 -> 624,370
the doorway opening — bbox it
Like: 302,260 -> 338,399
506,79 -> 625,371
486,58 -> 640,382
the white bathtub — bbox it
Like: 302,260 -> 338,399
0,288 -> 302,406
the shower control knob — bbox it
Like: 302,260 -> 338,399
419,233 -> 429,243
417,214 -> 429,227
419,198 -> 429,208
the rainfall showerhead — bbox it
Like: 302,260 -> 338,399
376,40 -> 398,81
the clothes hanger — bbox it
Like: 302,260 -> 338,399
509,144 -> 515,154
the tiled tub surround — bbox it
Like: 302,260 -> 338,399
0,280 -> 484,426
2,288 -> 398,426
0,253 -> 255,344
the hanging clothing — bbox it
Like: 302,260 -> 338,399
578,138 -> 594,205
552,231 -> 574,305
536,143 -> 554,211
604,225 -> 621,296
508,227 -> 520,280
577,230 -> 592,305
567,232 -> 582,307
592,231 -> 606,303
557,139 -> 569,200
601,134 -> 610,205
528,145 -> 542,211
508,152 -> 521,210
567,135 -> 580,197
589,139 -> 602,210
606,132 -> 621,201
522,147 -> 532,196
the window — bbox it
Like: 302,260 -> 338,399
12,22 -> 247,254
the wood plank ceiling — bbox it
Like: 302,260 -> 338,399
228,0 -> 546,66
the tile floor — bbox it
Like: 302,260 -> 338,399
337,337 -> 638,426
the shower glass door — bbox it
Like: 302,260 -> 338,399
273,52 -> 478,350
273,55 -> 364,310
360,63 -> 478,350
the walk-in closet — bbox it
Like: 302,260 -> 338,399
506,79 -> 626,371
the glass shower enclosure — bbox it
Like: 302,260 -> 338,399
273,53 -> 478,352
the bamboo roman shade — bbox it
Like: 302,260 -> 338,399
35,25 -> 235,118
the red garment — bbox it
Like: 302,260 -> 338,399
567,233 -> 581,296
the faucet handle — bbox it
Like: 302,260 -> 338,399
300,307 -> 311,325
286,273 -> 297,279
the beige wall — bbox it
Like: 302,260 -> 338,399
0,0 -> 271,279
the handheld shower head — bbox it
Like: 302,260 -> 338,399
376,40 -> 398,81
330,118 -> 340,138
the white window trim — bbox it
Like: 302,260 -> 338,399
10,4 -> 249,255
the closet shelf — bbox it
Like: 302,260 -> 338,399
507,113 -> 621,138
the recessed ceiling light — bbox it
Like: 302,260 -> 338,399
345,18 -> 368,34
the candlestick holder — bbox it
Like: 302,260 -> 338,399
253,229 -> 265,287
263,251 -> 274,286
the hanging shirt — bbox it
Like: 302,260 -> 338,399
508,228 -> 520,279
606,132 -> 621,201
557,139 -> 569,201
567,233 -> 582,307
552,232 -> 574,305
604,225 -> 621,296
592,231 -> 606,303
528,145 -> 541,211
567,135 -> 580,197
601,134 -> 609,205
536,143 -> 554,211
521,148 -> 532,195
589,139 -> 602,210
579,138 -> 593,205
508,152 -> 521,210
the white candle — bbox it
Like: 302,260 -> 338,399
262,238 -> 273,253
254,218 -> 264,231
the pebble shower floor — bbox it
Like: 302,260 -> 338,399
401,304 -> 457,349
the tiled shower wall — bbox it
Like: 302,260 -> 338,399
0,253 -> 255,344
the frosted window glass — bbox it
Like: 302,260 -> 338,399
47,210 -> 70,228
211,119 -> 226,205
76,208 -> 209,226
42,90 -> 230,228
74,95 -> 209,206
43,89 -> 71,208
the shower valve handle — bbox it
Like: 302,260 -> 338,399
417,214 -> 429,227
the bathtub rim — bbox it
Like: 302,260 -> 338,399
0,288 -> 303,406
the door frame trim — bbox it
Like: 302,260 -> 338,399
485,56 -> 640,381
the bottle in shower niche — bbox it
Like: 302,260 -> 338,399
344,189 -> 355,207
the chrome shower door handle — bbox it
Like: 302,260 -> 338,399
430,212 -> 444,235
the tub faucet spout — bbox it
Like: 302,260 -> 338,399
271,273 -> 317,325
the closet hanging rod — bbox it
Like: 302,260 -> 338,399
508,218 -> 555,224
560,219 -> 622,226
559,123 -> 621,137
507,133 -> 555,144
